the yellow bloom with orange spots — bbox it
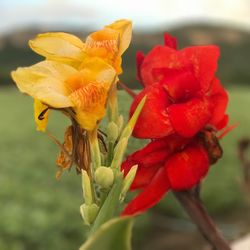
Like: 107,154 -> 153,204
11,20 -> 132,131
29,19 -> 132,74
12,57 -> 116,131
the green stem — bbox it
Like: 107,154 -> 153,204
90,172 -> 123,234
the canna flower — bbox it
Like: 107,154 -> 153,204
121,33 -> 232,216
131,33 -> 228,139
12,57 -> 116,131
12,20 -> 132,132
122,131 -> 223,215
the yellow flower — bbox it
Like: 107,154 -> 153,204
29,19 -> 132,74
12,57 -> 116,131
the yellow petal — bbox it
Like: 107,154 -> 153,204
65,57 -> 116,94
80,57 -> 117,83
11,60 -> 77,108
67,58 -> 117,130
70,83 -> 108,130
85,28 -> 119,62
29,32 -> 85,63
106,19 -> 132,55
34,99 -> 49,132
85,20 -> 132,74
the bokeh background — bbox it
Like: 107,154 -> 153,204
1,0 -> 250,249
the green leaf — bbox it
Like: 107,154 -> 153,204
79,217 -> 134,250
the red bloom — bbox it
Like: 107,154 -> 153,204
122,133 -> 221,216
131,34 -> 228,139
121,34 -> 231,216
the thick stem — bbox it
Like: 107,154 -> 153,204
174,190 -> 231,250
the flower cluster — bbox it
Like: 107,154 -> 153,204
12,20 -> 132,177
122,33 -> 231,215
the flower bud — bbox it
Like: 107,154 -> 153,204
81,170 -> 93,205
80,203 -> 99,225
117,115 -> 124,133
120,165 -> 138,201
110,138 -> 128,169
94,166 -> 114,189
107,122 -> 119,143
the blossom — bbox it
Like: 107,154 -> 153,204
121,33 -> 231,216
12,20 -> 132,131
131,33 -> 228,139
122,131 -> 223,216
12,57 -> 116,131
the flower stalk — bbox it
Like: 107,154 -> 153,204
174,188 -> 231,250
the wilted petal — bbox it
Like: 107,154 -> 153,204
165,142 -> 209,190
12,61 -> 77,108
29,32 -> 85,63
56,126 -> 73,179
34,99 -> 49,132
122,168 -> 170,216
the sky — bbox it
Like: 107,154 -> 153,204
0,0 -> 250,34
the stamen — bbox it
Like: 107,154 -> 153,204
38,108 -> 49,120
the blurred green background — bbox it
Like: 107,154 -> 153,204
1,0 -> 250,249
0,87 -> 249,250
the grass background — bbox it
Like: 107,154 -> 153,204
0,86 -> 249,250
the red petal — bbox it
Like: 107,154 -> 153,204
131,83 -> 174,139
140,45 -> 177,86
215,114 -> 229,130
121,168 -> 170,216
160,68 -> 200,101
179,46 -> 220,92
130,164 -> 161,190
165,142 -> 209,190
122,136 -> 189,189
136,51 -> 145,84
168,97 -> 212,137
164,33 -> 177,49
208,78 -> 229,129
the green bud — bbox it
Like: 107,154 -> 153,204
89,134 -> 101,170
80,203 -> 99,225
95,166 -> 114,189
120,165 -> 138,201
81,170 -> 93,205
117,115 -> 124,134
110,138 -> 128,170
107,122 -> 119,143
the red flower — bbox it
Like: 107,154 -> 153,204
122,132 -> 222,216
132,33 -> 228,139
121,34 -> 231,216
